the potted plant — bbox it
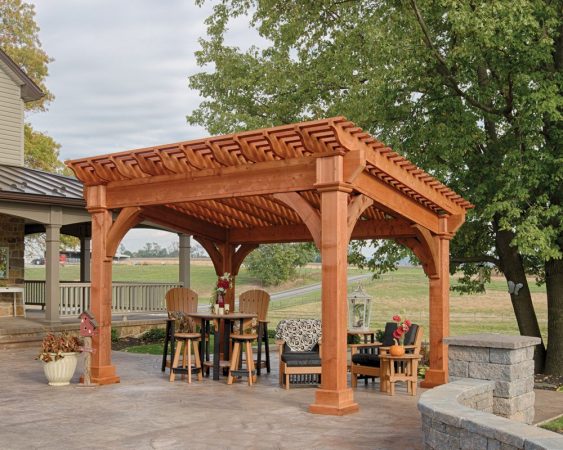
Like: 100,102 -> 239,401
37,332 -> 82,386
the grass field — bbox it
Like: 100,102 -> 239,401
26,263 -> 548,341
267,267 -> 548,340
24,263 -> 348,299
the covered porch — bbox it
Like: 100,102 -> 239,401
66,117 -> 472,415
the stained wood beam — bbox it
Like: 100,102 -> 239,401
333,124 -> 466,215
141,205 -> 226,242
347,195 -> 373,241
273,192 -> 321,248
229,219 -> 417,244
105,158 -> 317,209
106,207 -> 143,258
355,172 -> 441,234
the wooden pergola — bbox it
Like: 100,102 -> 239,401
66,117 -> 472,415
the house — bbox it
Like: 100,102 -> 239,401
0,47 -> 93,320
0,47 -> 191,325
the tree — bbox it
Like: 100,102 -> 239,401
0,0 -> 65,174
189,0 -> 562,374
245,243 -> 317,286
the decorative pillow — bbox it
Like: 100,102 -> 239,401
168,311 -> 194,333
275,319 -> 322,352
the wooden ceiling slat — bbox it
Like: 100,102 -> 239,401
195,199 -> 269,227
243,196 -> 302,223
219,197 -> 289,226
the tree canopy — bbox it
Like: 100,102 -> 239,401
189,0 -> 562,374
245,243 -> 318,286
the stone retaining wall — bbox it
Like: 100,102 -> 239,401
445,334 -> 539,424
418,378 -> 563,450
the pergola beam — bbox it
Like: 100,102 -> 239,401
228,219 -> 417,244
355,172 -> 441,234
105,158 -> 317,209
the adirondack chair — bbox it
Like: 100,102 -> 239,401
350,323 -> 423,388
238,289 -> 271,374
161,287 -> 200,373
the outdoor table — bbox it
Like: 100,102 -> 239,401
379,353 -> 422,396
188,312 -> 256,381
0,287 -> 25,318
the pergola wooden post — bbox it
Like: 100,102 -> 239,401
67,117 -> 472,411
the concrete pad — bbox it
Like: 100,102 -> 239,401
0,348 -> 424,449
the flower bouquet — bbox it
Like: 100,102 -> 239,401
211,272 -> 232,313
390,315 -> 411,356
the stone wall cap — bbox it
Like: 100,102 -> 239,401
445,334 -> 541,349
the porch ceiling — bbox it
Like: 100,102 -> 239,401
66,117 -> 473,243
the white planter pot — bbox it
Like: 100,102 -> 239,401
42,352 -> 79,386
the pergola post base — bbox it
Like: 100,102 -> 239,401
309,388 -> 359,416
90,365 -> 120,385
420,369 -> 447,388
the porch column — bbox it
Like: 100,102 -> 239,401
80,236 -> 91,282
178,233 -> 191,288
45,222 -> 61,323
421,234 -> 451,388
310,156 -> 359,415
89,195 -> 120,384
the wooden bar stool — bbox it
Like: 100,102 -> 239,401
169,332 -> 202,383
227,334 -> 257,386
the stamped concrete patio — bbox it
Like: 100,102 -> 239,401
1,348 -> 560,450
1,348 -> 424,449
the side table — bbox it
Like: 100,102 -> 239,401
379,353 -> 421,396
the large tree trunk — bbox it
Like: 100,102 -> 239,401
495,225 -> 546,373
545,258 -> 563,375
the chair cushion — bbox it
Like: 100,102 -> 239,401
403,324 -> 419,346
168,311 -> 194,333
382,322 -> 397,346
351,353 -> 381,367
281,351 -> 321,367
275,319 -> 322,352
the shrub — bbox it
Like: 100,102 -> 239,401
142,327 -> 166,343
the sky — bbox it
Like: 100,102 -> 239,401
27,0 -> 259,252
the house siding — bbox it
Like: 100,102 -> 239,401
0,59 -> 24,167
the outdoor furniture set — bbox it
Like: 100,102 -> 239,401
162,288 -> 422,394
162,287 -> 271,386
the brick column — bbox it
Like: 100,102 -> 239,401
445,334 -> 540,424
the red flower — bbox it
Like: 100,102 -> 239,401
392,315 -> 401,322
392,329 -> 401,339
405,320 -> 412,327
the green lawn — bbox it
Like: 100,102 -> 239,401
540,415 -> 563,434
27,262 -> 548,342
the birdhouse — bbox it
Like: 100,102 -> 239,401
79,310 -> 98,337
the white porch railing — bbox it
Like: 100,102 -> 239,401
24,280 -> 181,317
